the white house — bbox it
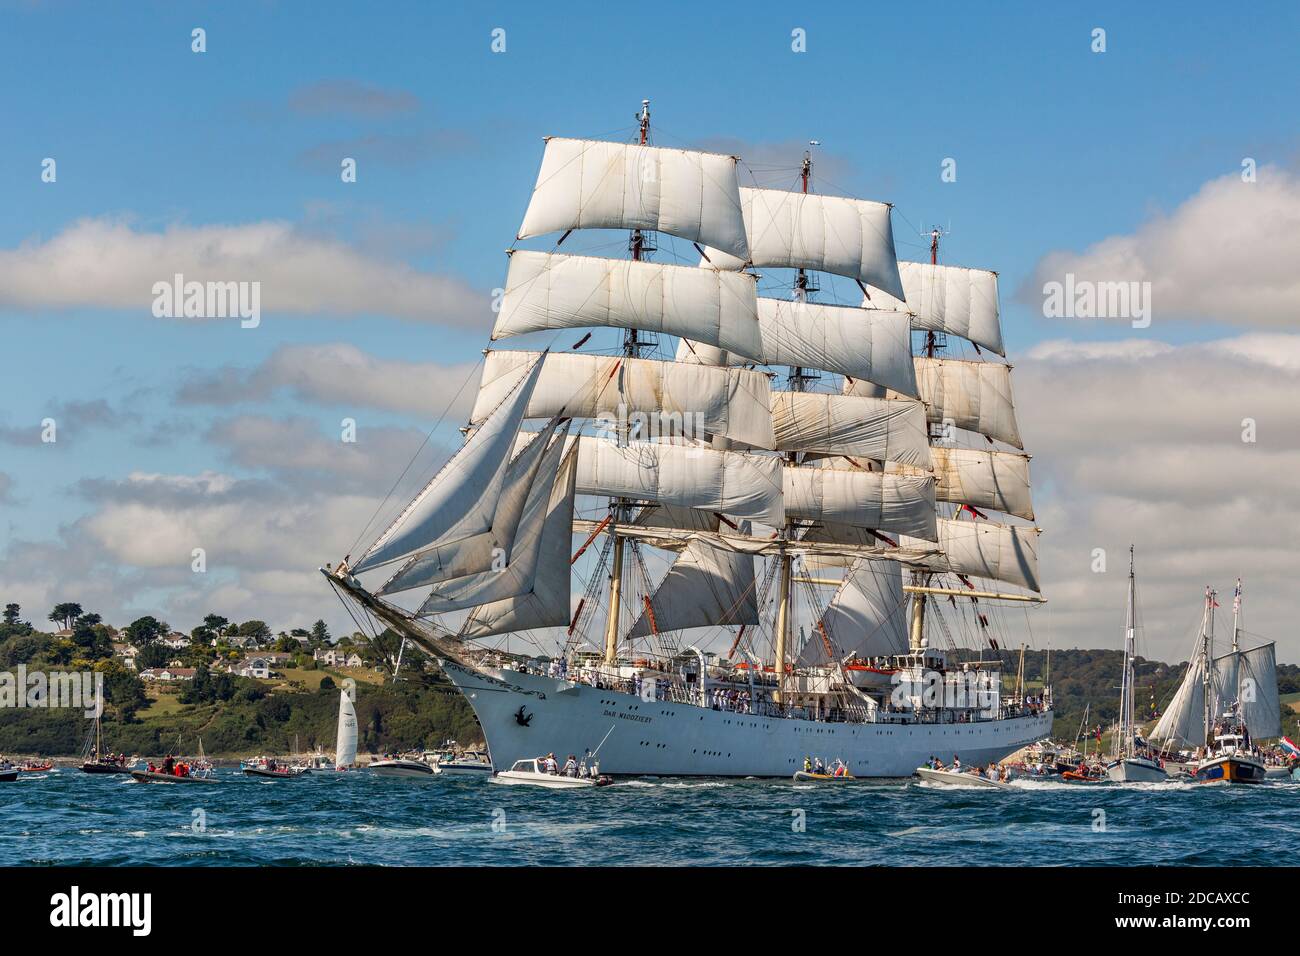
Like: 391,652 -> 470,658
314,647 -> 363,668
160,632 -> 191,650
234,657 -> 271,679
139,667 -> 196,682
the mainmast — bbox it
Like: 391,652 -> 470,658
774,142 -> 819,704
602,99 -> 654,666
1201,586 -> 1216,745
1119,545 -> 1136,758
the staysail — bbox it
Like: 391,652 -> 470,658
797,559 -> 907,666
1150,656 -> 1208,748
1213,643 -> 1281,738
627,534 -> 759,638
356,357 -> 545,573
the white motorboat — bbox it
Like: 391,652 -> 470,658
915,767 -> 1013,790
435,749 -> 493,777
370,756 -> 438,778
491,758 -> 611,789
1106,755 -> 1168,783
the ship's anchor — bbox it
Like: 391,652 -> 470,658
514,706 -> 533,727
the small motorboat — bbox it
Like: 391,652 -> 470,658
491,758 -> 612,789
370,757 -> 438,778
241,759 -> 304,779
433,747 -> 494,777
915,767 -> 1013,790
1060,765 -> 1109,784
0,762 -> 18,783
19,760 -> 55,773
792,770 -> 856,782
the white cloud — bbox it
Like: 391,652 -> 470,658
0,218 -> 489,325
1024,165 -> 1300,327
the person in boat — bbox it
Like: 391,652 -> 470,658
813,757 -> 825,775
563,754 -> 578,777
951,755 -> 961,772
542,752 -> 558,774
161,755 -> 175,775
803,756 -> 813,773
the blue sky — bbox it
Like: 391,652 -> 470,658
2,1 -> 1298,657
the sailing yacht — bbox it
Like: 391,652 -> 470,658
1105,548 -> 1167,783
322,104 -> 1053,778
1150,583 -> 1279,784
335,688 -> 358,770
79,715 -> 132,775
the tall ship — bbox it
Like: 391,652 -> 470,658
1151,582 -> 1279,783
324,103 -> 1053,777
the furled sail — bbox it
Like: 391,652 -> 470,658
864,262 -> 1004,356
898,517 -> 1040,592
1213,643 -> 1281,738
845,357 -> 1023,449
378,418 -> 567,596
891,447 -> 1033,520
471,349 -> 775,450
784,467 -> 937,539
566,434 -> 784,528
492,251 -> 763,361
356,357 -> 545,573
460,446 -> 579,639
797,559 -> 907,666
416,425 -> 571,615
699,187 -> 904,299
627,534 -> 758,638
334,689 -> 357,769
1150,656 -> 1208,747
516,138 -> 749,259
771,391 -> 931,466
633,503 -> 721,533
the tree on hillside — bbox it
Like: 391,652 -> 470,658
136,643 -> 170,670
236,620 -> 272,643
75,612 -> 102,628
124,616 -> 168,646
3,603 -> 23,626
48,602 -> 84,631
310,619 -> 330,646
203,613 -> 228,632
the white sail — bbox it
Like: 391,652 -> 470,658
1214,643 -> 1281,738
516,138 -> 749,259
797,559 -> 907,665
633,503 -> 721,532
492,251 -> 764,360
784,467 -> 937,539
899,517 -> 1040,592
460,446 -> 578,640
1150,656 -> 1208,747
471,349 -> 775,450
699,187 -> 904,299
417,426 -> 571,615
627,534 -> 758,638
846,357 -> 1023,449
566,434 -> 785,528
864,261 -> 1004,356
379,418 -> 566,595
335,689 -> 358,769
892,447 -> 1033,520
771,392 -> 931,466
356,357 -> 544,572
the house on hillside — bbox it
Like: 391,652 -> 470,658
139,667 -> 196,682
234,657 -> 272,679
314,647 -> 363,668
160,632 -> 191,650
112,642 -> 138,670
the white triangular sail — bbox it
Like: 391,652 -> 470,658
627,535 -> 758,638
459,446 -> 578,639
699,187 -> 903,299
356,357 -> 545,572
1150,656 -> 1208,748
797,560 -> 907,666
416,424 -> 571,615
472,349 -> 775,450
770,392 -> 931,466
379,418 -> 566,596
891,447 -> 1033,520
864,262 -> 1004,356
846,356 -> 1022,449
785,467 -> 937,539
899,517 -> 1040,592
335,689 -> 358,769
492,251 -> 763,361
516,138 -> 749,259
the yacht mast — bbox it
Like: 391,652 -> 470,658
1119,545 -> 1136,758
1201,586 -> 1216,745
602,99 -> 653,667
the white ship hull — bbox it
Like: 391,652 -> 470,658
442,659 -> 1052,778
